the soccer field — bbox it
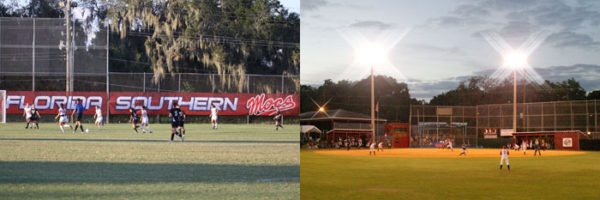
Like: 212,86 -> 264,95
301,149 -> 600,200
0,123 -> 299,200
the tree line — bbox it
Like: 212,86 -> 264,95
302,75 -> 600,122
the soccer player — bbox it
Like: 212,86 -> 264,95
23,103 -> 32,129
369,141 -> 376,156
71,99 -> 86,133
459,143 -> 467,156
94,106 -> 103,128
140,106 -> 153,133
29,105 -> 40,129
499,145 -> 510,171
274,109 -> 283,130
129,107 -> 140,133
169,102 -> 185,142
377,140 -> 384,152
447,139 -> 453,151
55,103 -> 73,133
209,104 -> 219,130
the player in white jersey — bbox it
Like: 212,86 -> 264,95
209,104 -> 219,129
369,141 -> 376,156
521,139 -> 528,155
55,103 -> 73,133
140,106 -> 153,133
499,145 -> 510,171
94,106 -> 104,128
23,103 -> 32,129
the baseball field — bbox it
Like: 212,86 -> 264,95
0,123 -> 299,200
301,148 -> 600,200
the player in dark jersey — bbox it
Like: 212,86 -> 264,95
169,102 -> 185,142
71,99 -> 86,133
29,105 -> 40,129
129,107 -> 140,133
274,109 -> 283,130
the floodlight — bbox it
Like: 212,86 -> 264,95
355,42 -> 389,66
503,50 -> 528,70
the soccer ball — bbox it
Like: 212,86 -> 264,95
85,129 -> 89,133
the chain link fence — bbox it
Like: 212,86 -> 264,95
411,100 -> 600,148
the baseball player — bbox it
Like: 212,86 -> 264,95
459,143 -> 468,156
521,139 -> 528,155
534,139 -> 542,156
499,145 -> 510,171
369,141 -> 376,156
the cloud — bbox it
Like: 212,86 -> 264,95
408,64 -> 600,100
546,31 -> 600,49
302,0 -> 328,11
426,0 -> 600,51
347,20 -> 394,30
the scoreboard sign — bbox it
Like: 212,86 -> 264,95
5,91 -> 299,116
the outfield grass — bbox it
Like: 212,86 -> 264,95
301,149 -> 600,200
0,123 -> 299,200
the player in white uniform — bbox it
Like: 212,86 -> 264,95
369,141 -> 376,156
447,139 -> 453,151
521,139 -> 528,155
23,103 -> 32,129
209,104 -> 219,129
140,106 -> 153,133
499,145 -> 510,171
55,103 -> 73,133
94,106 -> 103,128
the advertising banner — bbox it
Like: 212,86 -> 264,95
6,91 -> 299,116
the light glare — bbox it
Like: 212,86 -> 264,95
503,50 -> 528,70
355,42 -> 388,66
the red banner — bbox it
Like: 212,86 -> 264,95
6,91 -> 299,116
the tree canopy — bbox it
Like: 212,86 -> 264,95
0,0 -> 299,92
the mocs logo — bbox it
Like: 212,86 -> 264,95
246,94 -> 296,116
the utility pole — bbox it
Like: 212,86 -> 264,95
65,0 -> 72,92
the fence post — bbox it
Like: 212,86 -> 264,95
32,18 -> 35,91
178,73 -> 181,92
281,75 -> 284,93
105,26 -> 110,124
143,72 -> 146,92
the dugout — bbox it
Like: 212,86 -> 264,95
300,109 -> 387,148
512,131 -> 584,150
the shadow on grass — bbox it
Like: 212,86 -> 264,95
0,161 -> 299,183
0,138 -> 297,144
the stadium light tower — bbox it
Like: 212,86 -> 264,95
355,41 -> 390,145
483,31 -> 549,135
503,50 -> 528,134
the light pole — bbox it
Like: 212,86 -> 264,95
503,51 -> 527,135
371,67 -> 375,144
355,42 -> 386,145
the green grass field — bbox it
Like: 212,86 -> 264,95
301,150 -> 600,200
0,122 -> 299,200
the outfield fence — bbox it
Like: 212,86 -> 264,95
410,100 -> 600,148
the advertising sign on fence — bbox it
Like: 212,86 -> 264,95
500,129 -> 515,137
5,91 -> 299,116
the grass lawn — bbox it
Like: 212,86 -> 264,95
301,149 -> 600,200
0,123 -> 299,200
